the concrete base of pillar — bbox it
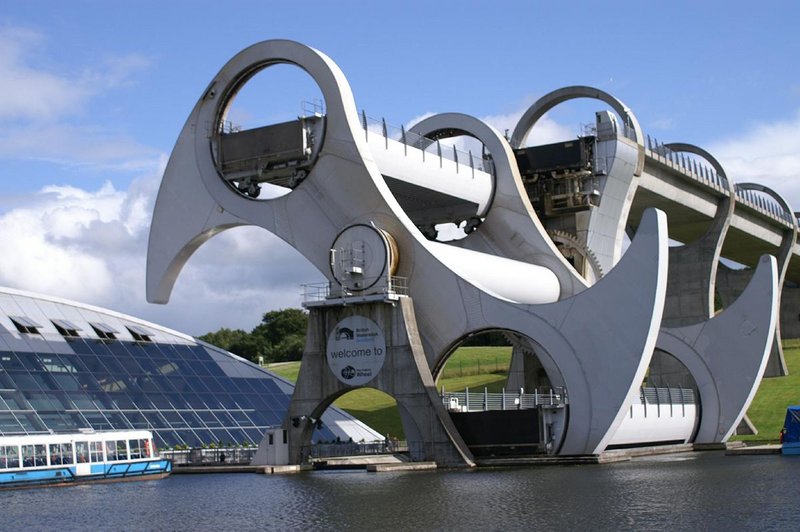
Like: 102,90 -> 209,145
278,296 -> 474,468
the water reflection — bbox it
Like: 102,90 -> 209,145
2,452 -> 798,531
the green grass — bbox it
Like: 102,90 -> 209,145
734,339 -> 800,442
268,342 -> 800,443
266,347 -> 512,438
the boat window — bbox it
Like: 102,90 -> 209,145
22,444 -> 47,467
129,439 -> 142,459
48,442 -> 74,465
116,440 -> 128,461
90,441 -> 103,462
75,441 -> 89,463
144,438 -> 153,458
105,440 -> 118,461
0,445 -> 19,469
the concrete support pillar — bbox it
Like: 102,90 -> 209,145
717,265 -> 788,377
283,297 -> 474,468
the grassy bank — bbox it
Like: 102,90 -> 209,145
267,347 -> 511,438
267,343 -> 800,442
733,339 -> 800,442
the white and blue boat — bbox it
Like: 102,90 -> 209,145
781,406 -> 800,455
0,429 -> 171,489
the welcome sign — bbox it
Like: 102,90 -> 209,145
326,315 -> 386,386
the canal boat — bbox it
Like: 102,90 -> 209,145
781,406 -> 800,455
0,429 -> 171,489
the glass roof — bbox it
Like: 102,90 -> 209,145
0,337 -> 337,449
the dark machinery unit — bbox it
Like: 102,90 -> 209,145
514,136 -> 600,218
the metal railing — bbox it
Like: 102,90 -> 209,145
302,275 -> 409,304
160,447 -> 257,465
360,110 -> 495,176
441,386 -> 568,412
733,185 -> 794,226
638,386 -> 695,405
645,135 -> 728,192
302,439 -> 405,459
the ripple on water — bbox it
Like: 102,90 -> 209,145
2,454 -> 799,531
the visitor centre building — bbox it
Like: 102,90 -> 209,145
0,286 -> 380,449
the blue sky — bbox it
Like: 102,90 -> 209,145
1,1 -> 799,335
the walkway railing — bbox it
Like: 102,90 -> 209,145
645,135 -> 793,228
645,135 -> 728,192
733,185 -> 795,226
441,386 -> 568,412
302,275 -> 409,304
160,447 -> 257,465
639,387 -> 696,405
360,110 -> 495,176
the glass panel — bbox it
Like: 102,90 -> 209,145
155,430 -> 181,448
215,411 -> 237,427
156,360 -> 182,377
116,440 -> 128,461
197,411 -> 221,427
128,439 -> 142,459
143,412 -> 168,429
128,392 -> 154,410
193,429 -> 215,446
244,429 -> 264,445
78,355 -> 108,373
162,411 -> 187,428
211,429 -> 235,445
38,412 -> 76,432
108,393 -> 136,410
176,429 -> 201,447
6,370 -> 41,391
164,393 -> 189,410
126,412 -> 150,429
0,353 -> 25,370
104,412 -> 133,430
230,410 -> 254,425
105,441 -> 119,461
74,373 -> 101,391
90,441 -> 103,462
226,428 -> 247,446
0,413 -> 23,432
17,413 -> 46,432
0,445 -> 19,468
67,392 -> 97,410
0,392 -> 27,410
82,412 -> 113,431
0,370 -> 15,391
75,441 -> 89,463
192,363 -> 211,377
216,394 -> 238,409
51,373 -> 81,391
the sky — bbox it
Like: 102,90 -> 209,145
0,1 -> 799,336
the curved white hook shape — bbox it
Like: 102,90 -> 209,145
407,112 -> 587,297
657,254 -> 778,442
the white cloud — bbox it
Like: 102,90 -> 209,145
0,25 -> 157,171
0,166 -> 321,337
709,110 -> 800,209
0,26 -> 149,123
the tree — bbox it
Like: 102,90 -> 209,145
199,308 -> 309,364
252,308 -> 308,361
198,327 -> 268,363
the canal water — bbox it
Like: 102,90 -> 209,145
3,452 -> 799,531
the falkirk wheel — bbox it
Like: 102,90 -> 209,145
147,40 -> 778,467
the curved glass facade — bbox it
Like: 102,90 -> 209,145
0,288 -> 380,449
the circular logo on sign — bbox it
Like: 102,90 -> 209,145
326,316 -> 386,386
